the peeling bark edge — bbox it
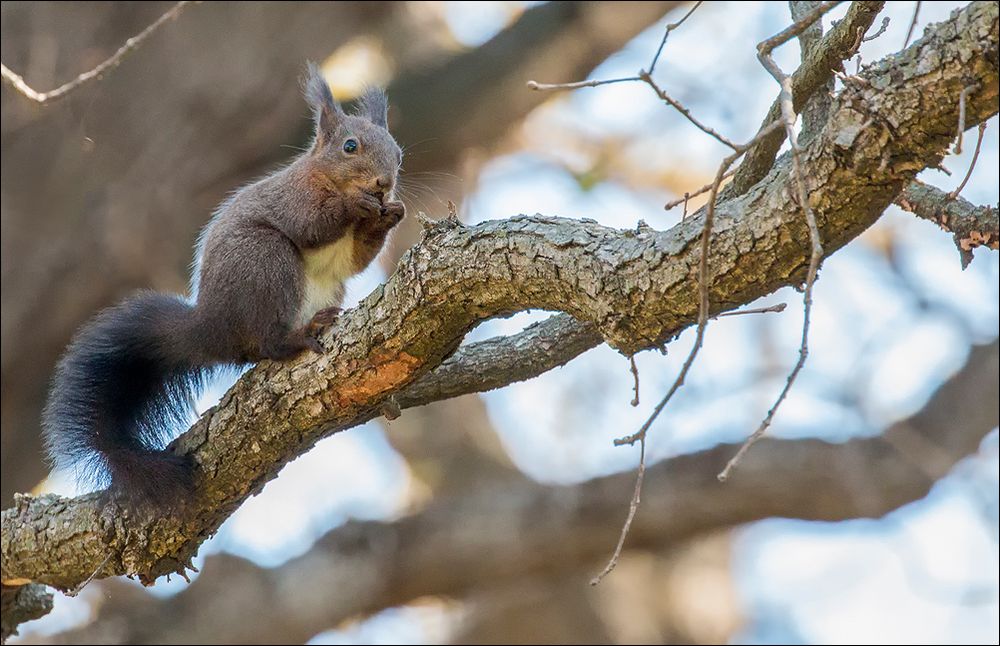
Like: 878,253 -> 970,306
895,181 -> 999,268
1,0 -> 997,634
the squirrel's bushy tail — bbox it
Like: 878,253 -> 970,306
43,291 -> 214,508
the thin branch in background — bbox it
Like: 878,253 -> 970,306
665,169 -> 736,211
953,84 -> 981,154
629,356 -> 641,407
757,1 -> 842,56
639,71 -> 739,150
526,76 -> 640,92
718,3 -> 835,482
950,122 -> 988,199
903,1 -> 923,49
0,1 -> 196,105
853,14 -> 891,73
648,1 -> 705,74
591,437 -> 645,586
863,16 -> 891,42
716,303 -> 788,318
528,1 -> 730,151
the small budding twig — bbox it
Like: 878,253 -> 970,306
665,168 -> 737,211
950,122 -> 988,200
863,16 -> 891,42
590,437 -> 645,586
648,1 -> 705,75
1,1 -> 196,105
902,1 -> 922,49
715,303 -> 787,318
526,77 -> 639,92
629,356 -> 640,407
953,84 -> 981,155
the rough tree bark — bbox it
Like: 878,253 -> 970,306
1,0 -> 997,639
34,338 -> 1000,644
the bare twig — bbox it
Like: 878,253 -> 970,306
903,1 -> 923,49
629,356 -> 640,407
759,1 -> 842,53
597,121 -> 785,580
716,303 -> 788,318
64,554 -> 112,598
527,2 -> 735,150
954,84 -> 981,154
590,437 -> 645,585
526,77 -> 640,92
718,3 -> 832,482
1,1 -> 196,105
950,122 -> 988,199
639,71 -> 740,150
665,168 -> 736,211
648,1 -> 705,74
529,0 -> 705,93
863,16 -> 891,41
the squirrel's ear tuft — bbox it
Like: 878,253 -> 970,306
356,86 -> 388,129
302,62 -> 344,146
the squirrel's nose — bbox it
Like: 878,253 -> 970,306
374,176 -> 392,191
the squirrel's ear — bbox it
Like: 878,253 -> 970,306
302,62 -> 344,146
356,86 -> 388,129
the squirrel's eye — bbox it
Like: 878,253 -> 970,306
343,138 -> 358,154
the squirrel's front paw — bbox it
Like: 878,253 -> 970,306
380,201 -> 405,225
353,192 -> 383,218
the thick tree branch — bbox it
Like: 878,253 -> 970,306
725,0 -> 885,198
895,181 -> 999,268
2,0 -> 997,631
41,339 -> 1000,645
400,314 -> 601,406
0,584 -> 51,643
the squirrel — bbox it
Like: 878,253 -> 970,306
42,63 -> 405,509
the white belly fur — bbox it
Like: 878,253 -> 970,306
298,233 -> 355,326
